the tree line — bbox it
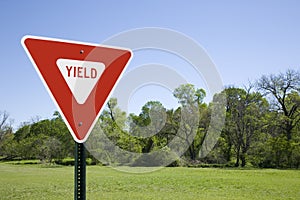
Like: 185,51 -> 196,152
0,69 -> 299,168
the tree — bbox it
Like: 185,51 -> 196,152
100,98 -> 127,141
88,98 -> 142,165
0,111 -> 14,159
129,101 -> 167,152
9,112 -> 73,162
39,137 -> 62,164
174,84 -> 206,107
255,69 -> 300,168
256,69 -> 300,140
50,113 -> 73,158
173,84 -> 206,160
0,111 -> 13,141
222,86 -> 268,167
0,131 -> 17,159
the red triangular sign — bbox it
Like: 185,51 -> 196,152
22,35 -> 132,143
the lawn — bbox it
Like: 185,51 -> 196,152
0,163 -> 299,200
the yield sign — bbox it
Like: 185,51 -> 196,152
22,35 -> 132,143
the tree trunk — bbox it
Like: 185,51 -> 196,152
226,142 -> 232,162
235,147 -> 240,167
241,153 -> 246,167
142,138 -> 153,153
189,144 -> 196,160
286,121 -> 293,141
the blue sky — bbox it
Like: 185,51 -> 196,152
1,1 -> 300,128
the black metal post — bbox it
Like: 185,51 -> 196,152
75,142 -> 86,200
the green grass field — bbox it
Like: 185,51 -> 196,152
0,163 -> 299,200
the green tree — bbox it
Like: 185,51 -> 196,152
222,86 -> 268,167
11,112 -> 73,162
256,69 -> 300,168
173,84 -> 206,160
91,98 -> 142,165
129,101 -> 167,152
0,131 -> 17,159
39,137 -> 63,164
0,111 -> 14,158
50,113 -> 73,158
256,69 -> 300,140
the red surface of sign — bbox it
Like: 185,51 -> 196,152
22,36 -> 132,143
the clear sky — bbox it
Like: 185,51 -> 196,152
0,0 -> 299,129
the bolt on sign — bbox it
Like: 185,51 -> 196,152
22,36 -> 132,143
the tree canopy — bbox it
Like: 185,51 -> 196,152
0,69 -> 299,168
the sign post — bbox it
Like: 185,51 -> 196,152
75,142 -> 86,200
22,35 -> 132,200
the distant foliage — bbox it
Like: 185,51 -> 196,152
0,69 -> 299,168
